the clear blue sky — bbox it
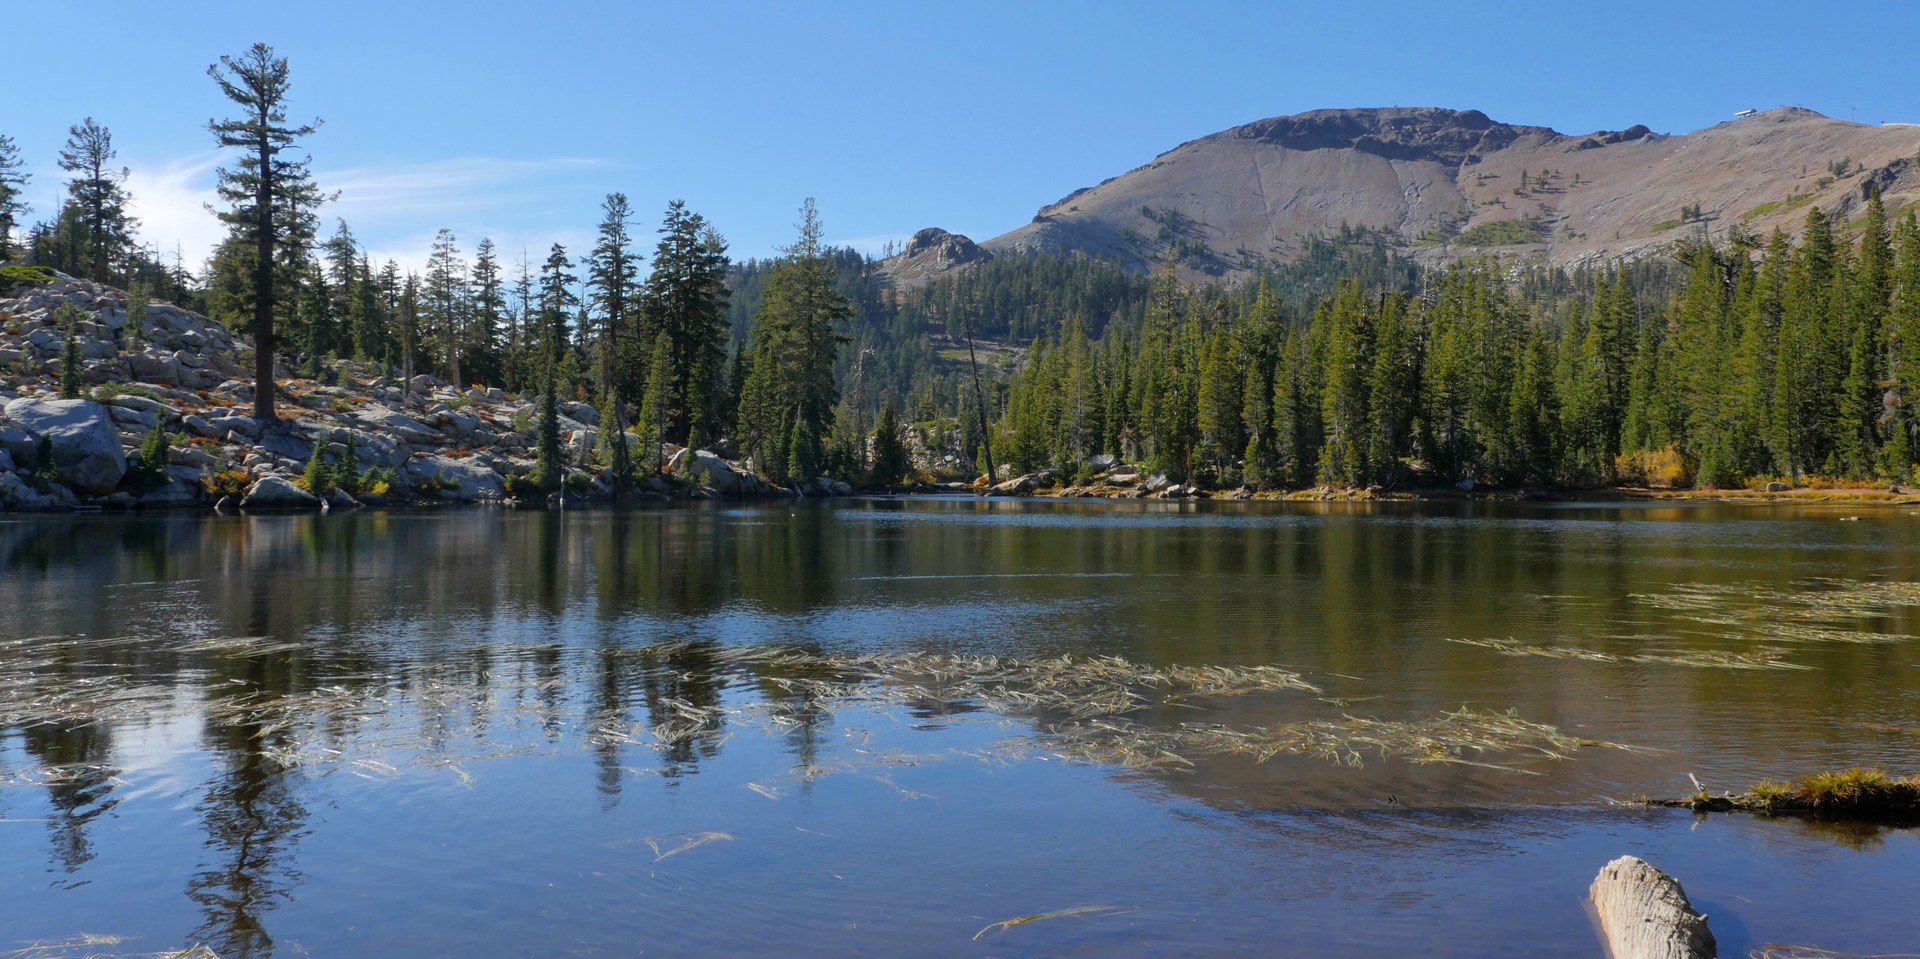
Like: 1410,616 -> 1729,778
8,0 -> 1917,274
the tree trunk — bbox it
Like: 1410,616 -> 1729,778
253,130 -> 276,423
1589,855 -> 1717,959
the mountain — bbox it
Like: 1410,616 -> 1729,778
885,106 -> 1920,285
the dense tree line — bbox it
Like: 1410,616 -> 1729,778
992,197 -> 1920,490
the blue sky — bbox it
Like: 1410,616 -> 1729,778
8,1 -> 1918,274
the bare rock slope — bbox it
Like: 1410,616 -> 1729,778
890,106 -> 1920,283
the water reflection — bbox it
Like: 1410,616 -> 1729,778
189,660 -> 308,959
3,501 -> 1920,957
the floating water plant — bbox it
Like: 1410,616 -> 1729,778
971,904 -> 1129,941
1445,636 -> 1812,670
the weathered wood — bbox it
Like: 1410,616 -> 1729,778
1589,855 -> 1717,959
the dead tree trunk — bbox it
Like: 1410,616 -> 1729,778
1589,855 -> 1717,959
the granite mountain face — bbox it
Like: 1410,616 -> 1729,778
887,106 -> 1920,285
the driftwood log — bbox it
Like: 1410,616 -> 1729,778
1589,855 -> 1717,959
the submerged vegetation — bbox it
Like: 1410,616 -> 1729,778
0,633 -> 1629,792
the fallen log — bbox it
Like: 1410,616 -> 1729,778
1589,855 -> 1717,959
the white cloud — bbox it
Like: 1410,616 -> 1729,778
111,152 -> 609,272
125,152 -> 223,265
326,156 -> 603,222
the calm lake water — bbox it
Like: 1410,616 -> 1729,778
3,498 -> 1919,957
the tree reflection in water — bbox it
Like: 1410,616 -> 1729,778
185,599 -> 310,959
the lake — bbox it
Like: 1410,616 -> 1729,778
3,498 -> 1919,957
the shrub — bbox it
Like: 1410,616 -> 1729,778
1614,445 -> 1694,488
356,467 -> 395,497
126,425 -> 171,490
28,437 -> 58,490
0,265 -> 58,288
202,468 -> 252,498
502,471 -> 544,501
296,438 -> 337,494
1453,216 -> 1549,247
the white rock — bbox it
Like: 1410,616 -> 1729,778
241,475 -> 320,508
2,398 -> 128,493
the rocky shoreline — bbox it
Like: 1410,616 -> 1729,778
7,274 -> 1916,516
0,274 -> 858,513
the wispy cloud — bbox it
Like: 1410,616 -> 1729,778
125,152 -> 223,264
326,156 -> 604,221
113,152 -> 608,272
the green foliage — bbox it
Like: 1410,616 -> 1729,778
870,403 -> 910,485
28,436 -> 58,490
208,43 -> 326,421
600,390 -> 635,491
502,470 -> 544,501
126,425 -> 171,489
537,371 -> 565,492
0,264 -> 57,288
298,437 -> 336,494
56,302 -> 85,398
89,382 -> 161,402
1453,217 -> 1549,247
636,330 -> 672,471
335,432 -> 363,494
735,200 -> 852,482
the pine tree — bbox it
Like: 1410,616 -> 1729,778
338,431 -> 361,493
637,331 -> 672,471
735,200 -> 852,482
469,238 -> 506,386
588,193 -> 639,399
871,402 -> 910,485
398,273 -> 420,397
57,303 -> 85,398
58,118 -> 138,283
1317,280 -> 1374,485
537,244 -> 578,368
122,286 -> 149,351
208,43 -> 327,423
300,437 -> 335,494
0,134 -> 29,260
424,228 -> 467,386
1886,213 -> 1920,475
642,200 -> 731,444
538,365 -> 565,491
600,388 -> 634,492
1366,290 -> 1418,485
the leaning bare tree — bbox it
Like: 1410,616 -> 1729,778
209,42 -> 327,423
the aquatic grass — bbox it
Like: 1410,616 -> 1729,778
0,934 -> 132,959
1793,768 -> 1920,814
616,831 -> 736,862
1749,945 -> 1920,958
1445,636 -> 1812,670
1613,580 -> 1920,647
1,636 -> 1625,788
1655,768 -> 1920,819
1034,706 -> 1633,774
972,904 -> 1129,941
